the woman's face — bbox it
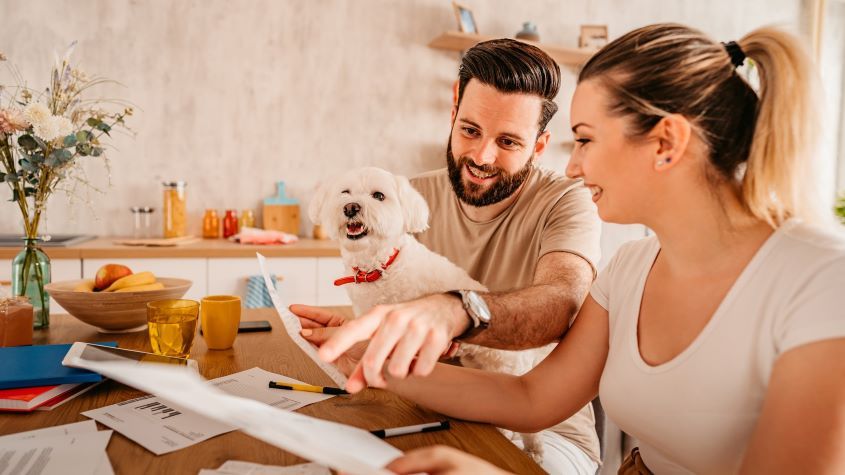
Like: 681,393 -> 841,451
566,79 -> 658,224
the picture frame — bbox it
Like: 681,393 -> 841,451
452,2 -> 478,34
579,25 -> 609,49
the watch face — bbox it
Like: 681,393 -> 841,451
466,290 -> 492,323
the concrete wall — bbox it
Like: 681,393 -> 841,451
0,0 -> 826,238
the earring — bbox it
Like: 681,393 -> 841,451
657,157 -> 672,167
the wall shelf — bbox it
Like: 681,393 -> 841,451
428,31 -> 595,67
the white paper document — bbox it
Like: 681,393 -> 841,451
0,422 -> 113,475
68,358 -> 401,475
81,367 -> 334,455
256,253 -> 348,388
199,460 -> 331,475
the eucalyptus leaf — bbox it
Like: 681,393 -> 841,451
86,117 -> 102,127
91,147 -> 103,157
76,130 -> 92,144
76,143 -> 92,156
18,158 -> 36,172
23,186 -> 36,197
18,135 -> 38,151
63,134 -> 78,147
10,189 -> 19,202
95,122 -> 111,135
4,173 -> 18,183
33,136 -> 48,151
45,155 -> 60,167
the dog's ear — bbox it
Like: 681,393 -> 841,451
308,180 -> 329,225
395,175 -> 429,234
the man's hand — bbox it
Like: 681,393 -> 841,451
317,294 -> 470,391
386,445 -> 509,475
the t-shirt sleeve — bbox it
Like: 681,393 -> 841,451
775,256 -> 845,355
589,245 -> 619,312
539,184 -> 602,274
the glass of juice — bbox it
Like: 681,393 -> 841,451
147,299 -> 200,358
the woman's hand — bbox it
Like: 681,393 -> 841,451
289,304 -> 364,378
387,445 -> 510,475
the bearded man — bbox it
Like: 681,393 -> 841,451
292,39 -> 604,473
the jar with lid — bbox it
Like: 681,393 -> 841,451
222,209 -> 239,238
130,206 -> 155,239
240,209 -> 255,229
202,209 -> 220,239
162,181 -> 187,238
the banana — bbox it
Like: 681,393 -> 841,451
74,279 -> 95,292
114,282 -> 165,293
103,271 -> 156,292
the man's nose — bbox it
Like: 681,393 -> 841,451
469,139 -> 497,166
343,203 -> 361,218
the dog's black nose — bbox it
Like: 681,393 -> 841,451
343,203 -> 361,218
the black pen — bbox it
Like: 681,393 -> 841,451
268,381 -> 349,395
370,420 -> 450,438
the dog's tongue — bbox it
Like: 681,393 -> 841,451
347,223 -> 364,235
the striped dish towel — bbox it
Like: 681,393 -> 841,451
245,275 -> 278,308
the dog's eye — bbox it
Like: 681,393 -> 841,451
341,189 -> 350,194
372,191 -> 385,201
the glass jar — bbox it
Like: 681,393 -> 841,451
162,181 -> 187,238
240,209 -> 255,229
222,210 -> 239,238
12,238 -> 51,328
202,209 -> 220,239
130,206 -> 154,239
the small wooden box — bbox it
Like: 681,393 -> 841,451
263,204 -> 300,235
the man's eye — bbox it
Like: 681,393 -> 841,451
499,138 -> 518,148
372,191 -> 385,201
462,127 -> 479,136
341,189 -> 350,194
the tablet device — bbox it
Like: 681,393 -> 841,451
62,342 -> 199,371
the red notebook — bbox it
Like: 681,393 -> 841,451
0,383 -> 82,412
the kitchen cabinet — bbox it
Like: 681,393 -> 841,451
316,257 -> 352,307
82,258 -> 208,301
207,257 -> 318,306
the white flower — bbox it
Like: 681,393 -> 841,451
33,115 -> 74,142
24,103 -> 51,129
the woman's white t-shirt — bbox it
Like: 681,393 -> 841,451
592,220 -> 845,474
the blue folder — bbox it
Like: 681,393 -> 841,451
0,342 -> 117,390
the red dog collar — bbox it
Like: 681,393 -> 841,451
334,248 -> 400,286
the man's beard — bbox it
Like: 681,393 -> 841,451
446,140 -> 534,207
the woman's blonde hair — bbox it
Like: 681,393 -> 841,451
579,23 -> 829,227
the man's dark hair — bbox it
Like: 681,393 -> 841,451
456,39 -> 561,134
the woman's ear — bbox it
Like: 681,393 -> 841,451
650,114 -> 691,171
395,175 -> 430,234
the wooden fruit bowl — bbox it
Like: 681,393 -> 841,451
45,278 -> 192,333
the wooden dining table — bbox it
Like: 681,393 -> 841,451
0,308 -> 543,474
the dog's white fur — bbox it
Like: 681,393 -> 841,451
310,166 -> 549,461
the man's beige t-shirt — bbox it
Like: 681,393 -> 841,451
411,166 -> 603,463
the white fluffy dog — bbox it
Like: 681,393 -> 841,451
309,166 -> 548,461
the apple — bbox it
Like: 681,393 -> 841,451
94,264 -> 133,291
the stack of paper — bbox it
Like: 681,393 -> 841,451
0,420 -> 114,475
80,367 -> 335,455
199,461 -> 330,475
65,358 -> 401,475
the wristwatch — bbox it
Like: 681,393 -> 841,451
449,290 -> 492,340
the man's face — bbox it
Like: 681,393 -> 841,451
447,79 -> 548,207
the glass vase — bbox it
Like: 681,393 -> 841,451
11,238 -> 51,328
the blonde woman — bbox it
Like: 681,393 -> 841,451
301,23 -> 845,474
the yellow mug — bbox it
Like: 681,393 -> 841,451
200,295 -> 241,350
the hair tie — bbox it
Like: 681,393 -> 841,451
722,41 -> 746,68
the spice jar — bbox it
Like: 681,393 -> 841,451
222,209 -> 239,238
240,209 -> 255,229
162,181 -> 187,238
130,206 -> 155,239
202,209 -> 220,239
0,296 -> 34,347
